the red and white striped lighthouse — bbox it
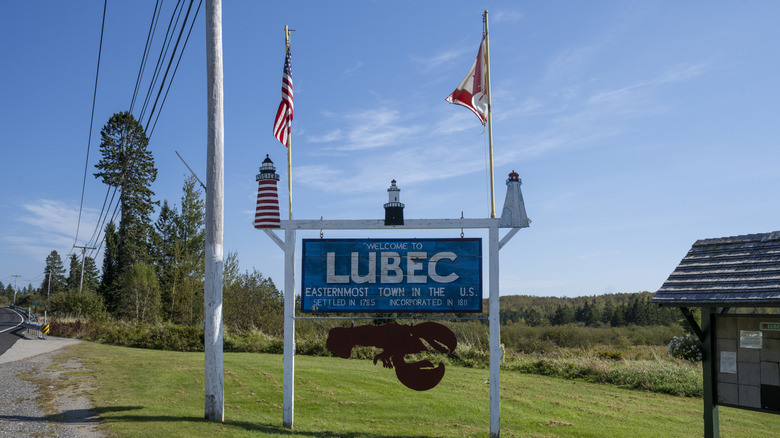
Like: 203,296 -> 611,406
253,155 -> 281,229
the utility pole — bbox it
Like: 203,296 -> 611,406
73,245 -> 97,293
204,0 -> 225,423
46,271 -> 51,324
11,274 -> 20,305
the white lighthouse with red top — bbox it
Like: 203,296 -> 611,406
253,155 -> 281,229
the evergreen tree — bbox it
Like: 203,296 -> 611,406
584,300 -> 602,327
67,254 -> 81,290
611,303 -> 627,326
153,200 -> 179,319
552,305 -> 575,325
83,256 -> 101,292
41,250 -> 67,293
99,221 -> 121,313
602,301 -> 614,325
524,308 -> 542,326
94,111 -> 158,277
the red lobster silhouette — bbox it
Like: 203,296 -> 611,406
326,322 -> 457,391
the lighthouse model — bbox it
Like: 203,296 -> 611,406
499,170 -> 530,228
384,179 -> 405,226
253,155 -> 281,229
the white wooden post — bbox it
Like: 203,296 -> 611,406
489,224 -> 501,437
283,229 -> 296,428
204,0 -> 224,422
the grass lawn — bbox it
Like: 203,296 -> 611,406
56,341 -> 780,437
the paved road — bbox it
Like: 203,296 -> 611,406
0,307 -> 25,356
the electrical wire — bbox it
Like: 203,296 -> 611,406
85,0 -> 203,258
144,0 -> 195,132
148,0 -> 203,138
139,0 -> 186,123
71,0 -> 108,256
129,0 -> 163,116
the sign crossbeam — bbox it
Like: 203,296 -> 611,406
280,218 -> 501,230
265,217 -> 520,438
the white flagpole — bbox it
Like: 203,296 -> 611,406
484,10 -> 496,219
285,25 -> 293,220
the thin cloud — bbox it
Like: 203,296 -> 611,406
20,200 -> 87,237
298,139 -> 486,196
500,62 -> 706,161
307,108 -> 424,151
343,60 -> 363,76
587,63 -> 706,106
492,10 -> 524,23
6,199 -> 99,264
307,129 -> 344,143
412,46 -> 472,72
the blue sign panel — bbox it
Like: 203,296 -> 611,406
301,238 -> 482,313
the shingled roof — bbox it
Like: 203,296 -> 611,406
652,231 -> 780,307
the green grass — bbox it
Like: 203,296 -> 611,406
57,341 -> 780,437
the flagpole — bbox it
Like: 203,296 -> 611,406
285,25 -> 293,220
483,10 -> 496,219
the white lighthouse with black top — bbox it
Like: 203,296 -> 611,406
384,179 -> 405,225
253,155 -> 281,229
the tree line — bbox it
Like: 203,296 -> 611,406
498,292 -> 681,327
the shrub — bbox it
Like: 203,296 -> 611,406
50,290 -> 107,320
596,348 -> 623,361
667,333 -> 702,362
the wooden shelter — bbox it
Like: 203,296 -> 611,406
653,231 -> 780,438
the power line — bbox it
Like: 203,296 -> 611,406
139,0 -> 187,124
83,0 -> 203,261
72,0 -> 108,254
144,0 -> 195,133
129,0 -> 163,116
148,0 -> 203,139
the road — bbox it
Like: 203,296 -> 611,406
0,306 -> 25,357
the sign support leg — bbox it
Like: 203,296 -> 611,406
489,225 -> 500,437
283,229 -> 296,428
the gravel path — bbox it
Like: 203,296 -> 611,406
0,334 -> 104,437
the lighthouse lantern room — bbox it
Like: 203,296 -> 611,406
384,179 -> 405,226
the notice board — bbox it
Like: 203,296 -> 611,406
715,314 -> 780,413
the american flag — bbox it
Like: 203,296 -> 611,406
273,47 -> 293,147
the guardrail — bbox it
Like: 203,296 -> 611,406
9,304 -> 38,323
7,305 -> 46,338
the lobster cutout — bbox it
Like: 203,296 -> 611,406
326,322 -> 457,391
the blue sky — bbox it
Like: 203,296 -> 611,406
2,1 -> 780,298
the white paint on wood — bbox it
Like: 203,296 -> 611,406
204,0 -> 224,423
283,229 -> 296,428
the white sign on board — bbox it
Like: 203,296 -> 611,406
720,351 -> 737,374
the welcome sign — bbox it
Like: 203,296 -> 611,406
301,238 -> 482,313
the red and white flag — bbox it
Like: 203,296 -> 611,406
273,47 -> 294,146
445,37 -> 488,125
